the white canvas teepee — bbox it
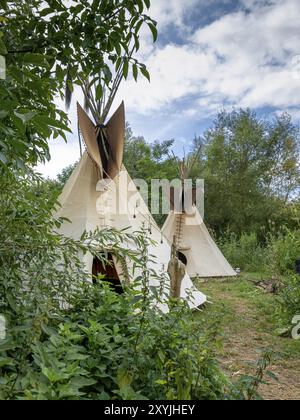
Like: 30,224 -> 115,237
162,156 -> 236,279
55,102 -> 206,311
162,206 -> 237,278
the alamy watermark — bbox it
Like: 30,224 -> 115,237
0,55 -> 6,80
95,174 -> 205,226
0,315 -> 6,340
292,315 -> 300,340
291,55 -> 300,80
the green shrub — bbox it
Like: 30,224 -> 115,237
265,229 -> 300,276
220,233 -> 265,272
275,274 -> 300,329
264,226 -> 300,330
231,349 -> 277,401
220,227 -> 300,277
2,283 -> 230,401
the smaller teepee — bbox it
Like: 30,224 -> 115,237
162,155 -> 237,279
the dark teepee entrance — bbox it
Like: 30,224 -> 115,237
92,253 -> 123,294
177,251 -> 188,266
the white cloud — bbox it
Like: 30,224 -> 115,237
38,0 -> 300,177
119,0 -> 300,118
150,0 -> 200,29
192,0 -> 300,110
118,44 -> 217,113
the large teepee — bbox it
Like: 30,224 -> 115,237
55,101 -> 206,311
162,157 -> 237,279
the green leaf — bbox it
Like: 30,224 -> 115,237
114,42 -> 122,56
140,66 -> 150,82
134,34 -> 140,51
135,19 -> 144,34
155,379 -> 167,385
33,115 -> 71,132
117,368 -> 133,390
132,64 -> 138,81
95,84 -> 103,101
11,115 -> 26,135
40,7 -> 53,17
136,0 -> 144,13
56,65 -> 65,82
0,339 -> 17,352
0,358 -> 14,368
148,23 -> 158,42
32,118 -> 52,138
0,38 -> 7,55
69,377 -> 97,388
98,391 -> 110,400
70,4 -> 84,15
266,371 -> 279,382
116,57 -> 122,71
23,53 -> 50,68
123,59 -> 129,79
41,323 -> 57,337
14,111 -> 36,124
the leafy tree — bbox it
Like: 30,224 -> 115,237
0,0 -> 157,171
56,162 -> 77,188
266,113 -> 300,202
193,109 -> 300,237
124,126 -> 176,181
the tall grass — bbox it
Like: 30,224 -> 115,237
220,228 -> 300,332
220,233 -> 265,272
220,229 -> 300,276
265,229 -> 300,277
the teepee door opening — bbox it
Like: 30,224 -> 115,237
177,251 -> 188,266
92,253 -> 123,294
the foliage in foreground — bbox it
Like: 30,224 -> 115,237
1,284 -> 231,401
0,172 -> 234,400
220,227 -> 300,335
0,172 -> 275,400
276,275 -> 300,331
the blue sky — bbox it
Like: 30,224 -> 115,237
38,0 -> 300,177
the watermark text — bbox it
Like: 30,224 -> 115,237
0,315 -> 6,340
95,173 -> 205,225
292,315 -> 300,340
0,55 -> 6,80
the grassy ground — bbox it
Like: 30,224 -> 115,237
195,273 -> 300,400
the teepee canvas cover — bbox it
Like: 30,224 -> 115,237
77,102 -> 125,180
162,205 -> 237,278
55,103 -> 206,311
162,154 -> 236,278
